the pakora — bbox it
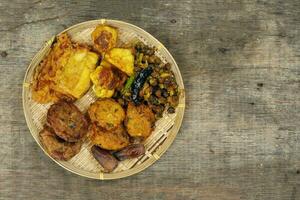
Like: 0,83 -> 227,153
105,48 -> 134,76
92,25 -> 118,54
90,61 -> 127,98
47,101 -> 88,142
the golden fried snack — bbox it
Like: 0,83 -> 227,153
32,33 -> 73,103
39,127 -> 82,161
125,103 -> 155,139
53,47 -> 99,99
105,48 -> 134,76
88,99 -> 125,130
47,101 -> 88,142
92,25 -> 118,53
90,61 -> 127,98
89,123 -> 129,150
32,33 -> 99,103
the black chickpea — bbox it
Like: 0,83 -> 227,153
120,41 -> 180,119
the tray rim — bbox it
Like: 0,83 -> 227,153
22,19 -> 185,180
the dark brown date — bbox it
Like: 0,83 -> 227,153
113,144 -> 145,161
91,145 -> 118,172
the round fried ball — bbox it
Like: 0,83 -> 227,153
88,123 -> 129,150
125,103 -> 155,139
47,101 -> 88,142
88,98 -> 125,130
39,127 -> 82,161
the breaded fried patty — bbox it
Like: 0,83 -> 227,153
88,98 -> 125,130
125,103 -> 155,139
47,101 -> 88,142
88,123 -> 129,150
39,127 -> 81,161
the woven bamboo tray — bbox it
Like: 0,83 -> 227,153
22,19 -> 185,179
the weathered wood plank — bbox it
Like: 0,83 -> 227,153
0,0 -> 299,199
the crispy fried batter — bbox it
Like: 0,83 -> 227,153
98,65 -> 127,90
39,127 -> 82,161
32,33 -> 73,103
47,101 -> 88,142
105,48 -> 134,76
88,99 -> 125,130
32,33 -> 99,103
88,123 -> 129,150
53,48 -> 99,98
90,61 -> 127,98
125,103 -> 155,138
92,25 -> 118,53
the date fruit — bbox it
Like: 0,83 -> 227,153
113,144 -> 145,161
91,145 -> 118,172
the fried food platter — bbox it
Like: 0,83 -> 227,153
23,19 -> 185,179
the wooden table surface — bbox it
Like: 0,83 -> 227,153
1,0 -> 299,199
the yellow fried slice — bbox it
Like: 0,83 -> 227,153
105,48 -> 134,76
92,25 -> 118,53
90,61 -> 127,98
125,103 -> 155,138
54,48 -> 99,98
92,85 -> 115,98
88,123 -> 129,150
90,64 -> 115,98
88,98 -> 125,130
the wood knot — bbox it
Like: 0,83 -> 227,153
218,47 -> 230,54
257,83 -> 264,87
170,19 -> 177,23
1,51 -> 8,58
257,83 -> 264,90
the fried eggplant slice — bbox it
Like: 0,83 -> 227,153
88,98 -> 125,130
92,25 -> 118,53
125,103 -> 155,138
89,123 -> 129,151
105,48 -> 134,76
39,127 -> 81,161
47,101 -> 88,142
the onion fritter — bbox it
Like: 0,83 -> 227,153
47,101 -> 88,142
39,127 -> 81,161
88,99 -> 125,131
89,123 -> 129,150
125,103 -> 155,139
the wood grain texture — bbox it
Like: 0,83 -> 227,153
0,0 -> 299,199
